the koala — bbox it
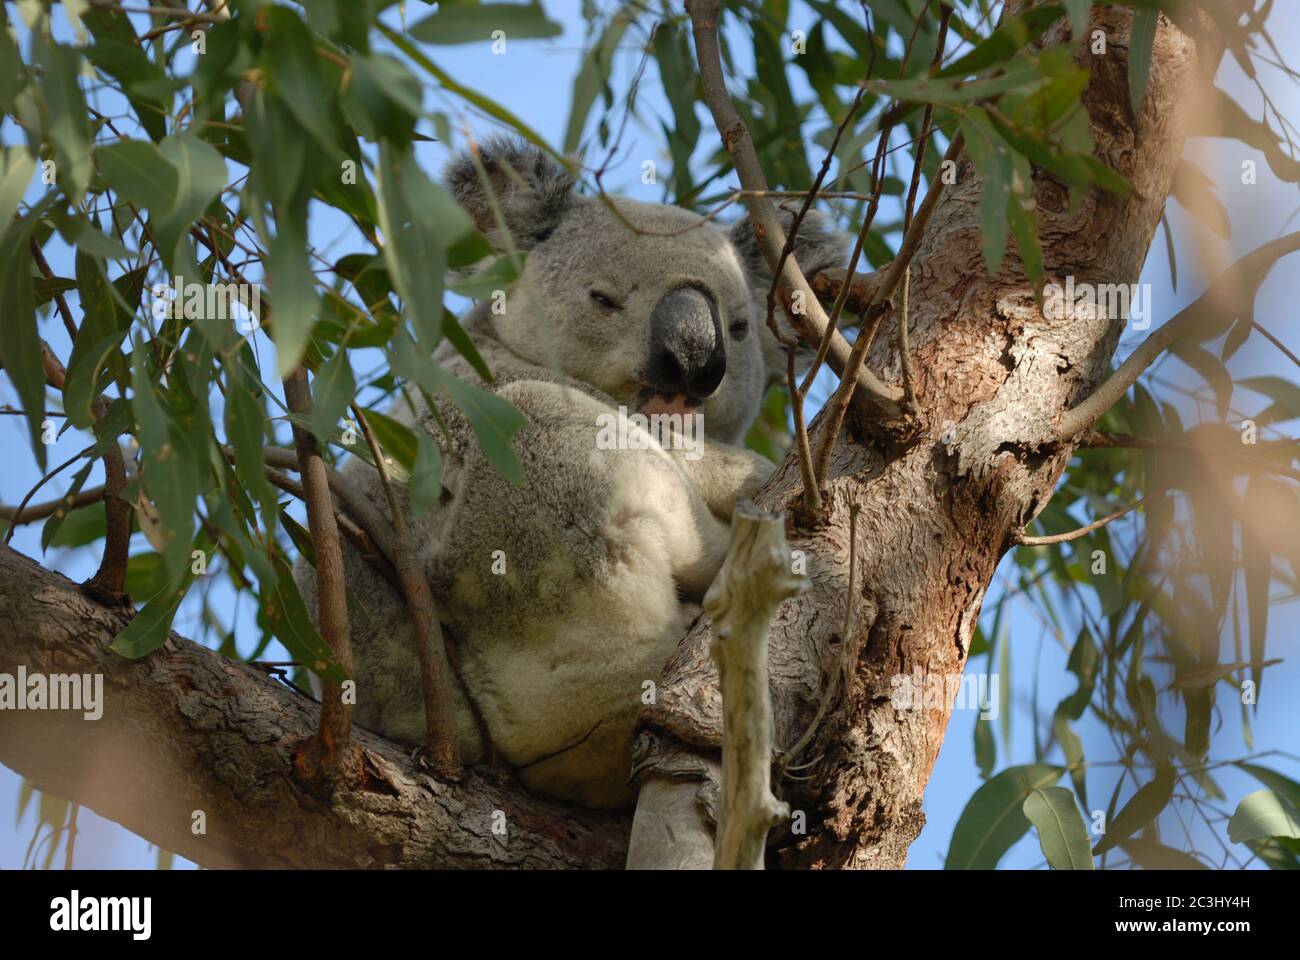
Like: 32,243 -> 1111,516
297,139 -> 846,808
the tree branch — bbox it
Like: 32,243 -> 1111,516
0,485 -> 106,524
1055,231 -> 1300,440
810,130 -> 964,489
1014,498 -> 1144,546
0,544 -> 629,868
704,501 -> 805,869
282,368 -> 355,777
30,243 -> 131,602
352,406 -> 461,780
685,0 -> 903,421
1080,429 -> 1300,483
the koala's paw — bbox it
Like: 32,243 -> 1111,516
693,443 -> 775,522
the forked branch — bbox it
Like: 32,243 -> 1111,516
685,0 -> 904,422
1055,231 -> 1300,440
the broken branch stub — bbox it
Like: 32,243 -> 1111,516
704,500 -> 806,869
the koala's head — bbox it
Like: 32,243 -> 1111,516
445,139 -> 846,444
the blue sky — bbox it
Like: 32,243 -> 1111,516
2,1 -> 1298,870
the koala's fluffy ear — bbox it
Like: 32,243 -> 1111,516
443,137 -> 576,250
729,208 -> 849,375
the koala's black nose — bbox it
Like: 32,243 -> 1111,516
646,287 -> 726,400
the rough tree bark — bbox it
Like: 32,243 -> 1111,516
0,5 -> 1230,869
0,546 -> 628,868
630,5 -> 1229,869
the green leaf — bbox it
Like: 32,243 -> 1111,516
34,37 -> 93,198
0,218 -> 45,470
442,308 -> 493,382
435,369 -> 527,484
1093,763 -> 1176,854
95,139 -> 178,211
123,551 -> 162,597
1065,0 -> 1091,39
375,142 -> 462,350
409,2 -> 562,45
1120,837 -> 1208,869
264,6 -> 337,151
563,9 -> 631,154
1129,8 -> 1158,116
40,461 -> 97,550
1235,764 -> 1300,808
154,134 -> 228,278
363,407 -> 418,474
1238,375 -> 1300,426
1228,789 -> 1300,844
260,553 -> 349,683
343,53 -> 423,144
447,254 -> 522,301
938,5 -> 1066,79
1170,342 -> 1232,421
1060,627 -> 1098,720
0,147 -> 34,230
974,709 -> 996,779
1190,86 -> 1300,183
1053,708 -> 1088,810
1172,158 -> 1230,240
1024,786 -> 1094,869
409,430 -> 444,517
223,347 -> 276,526
131,345 -> 199,581
63,252 -> 131,429
960,113 -> 1011,273
110,530 -> 212,658
310,348 -> 356,444
83,36 -> 169,142
379,26 -> 562,167
946,764 -> 1064,869
278,507 -> 372,626
1006,155 -> 1044,298
267,201 -> 318,377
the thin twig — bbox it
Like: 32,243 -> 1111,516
2,447 -> 95,546
685,0 -> 903,422
811,131 -> 965,488
1251,319 -> 1300,370
1080,429 -> 1300,483
0,486 -> 106,524
1015,499 -> 1145,546
351,406 -> 462,780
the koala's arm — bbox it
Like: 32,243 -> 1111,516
668,440 -> 773,524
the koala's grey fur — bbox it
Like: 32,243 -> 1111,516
297,139 -> 846,809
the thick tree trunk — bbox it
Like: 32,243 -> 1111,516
0,545 -> 628,868
631,6 -> 1226,869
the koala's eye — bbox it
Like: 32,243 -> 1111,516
729,317 -> 750,339
589,290 -> 621,311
